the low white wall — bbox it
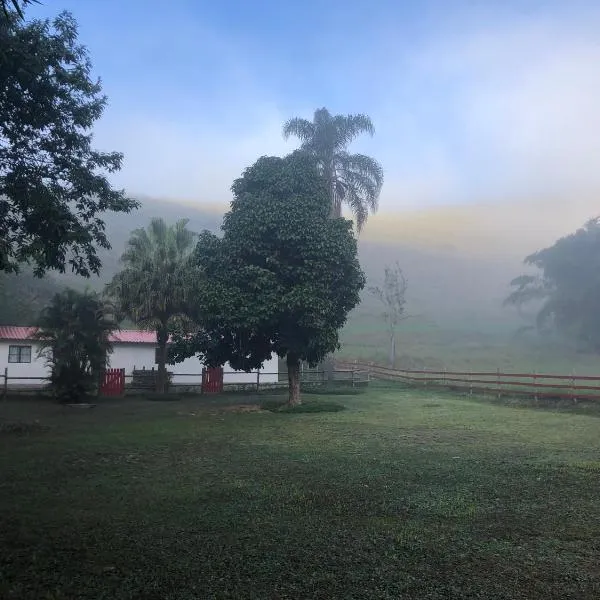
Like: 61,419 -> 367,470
110,344 -> 280,385
1,341 -> 280,388
0,341 -> 48,386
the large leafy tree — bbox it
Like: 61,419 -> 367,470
37,288 -> 117,403
170,152 -> 365,406
106,219 -> 197,393
0,11 -> 137,276
505,218 -> 600,349
282,107 -> 383,232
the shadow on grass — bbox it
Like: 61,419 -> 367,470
260,398 -> 347,413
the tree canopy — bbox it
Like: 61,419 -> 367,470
106,218 -> 197,393
283,108 -> 383,231
0,11 -> 137,276
170,151 -> 365,405
0,0 -> 37,21
505,218 -> 600,350
37,288 -> 117,402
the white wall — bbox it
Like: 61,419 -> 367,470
0,341 -> 48,386
109,344 -> 280,385
0,341 -> 280,388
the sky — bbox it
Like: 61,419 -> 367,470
29,0 -> 600,213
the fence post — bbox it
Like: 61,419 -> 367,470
3,367 -> 7,400
496,367 -> 500,399
256,369 -> 260,392
352,370 -> 356,388
571,370 -> 577,403
442,367 -> 446,388
468,372 -> 473,396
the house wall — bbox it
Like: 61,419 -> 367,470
0,340 -> 48,385
0,340 -> 280,388
109,344 -> 280,385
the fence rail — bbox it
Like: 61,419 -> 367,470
1,367 -> 369,398
337,361 -> 600,401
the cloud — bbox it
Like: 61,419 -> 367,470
401,11 -> 600,201
94,106 -> 296,202
90,2 -> 600,218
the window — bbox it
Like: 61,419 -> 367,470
8,345 -> 32,363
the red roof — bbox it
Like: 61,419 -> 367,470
0,326 -> 157,344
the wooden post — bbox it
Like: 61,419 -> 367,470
256,369 -> 260,392
3,367 -> 7,400
352,370 -> 356,388
571,370 -> 577,403
469,372 -> 473,396
442,367 -> 446,388
533,370 -> 537,401
496,367 -> 501,399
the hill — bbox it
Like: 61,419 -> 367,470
3,195 -> 598,373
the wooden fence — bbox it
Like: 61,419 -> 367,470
1,367 -> 369,397
337,361 -> 600,401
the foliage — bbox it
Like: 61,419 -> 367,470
106,218 -> 198,393
283,107 -> 383,231
0,11 -> 137,276
0,0 -> 37,20
170,151 -> 365,405
36,288 -> 117,402
505,218 -> 600,350
368,261 -> 410,366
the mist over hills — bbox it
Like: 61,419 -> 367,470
7,194 -> 597,349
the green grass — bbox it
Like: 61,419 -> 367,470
340,311 -> 600,375
2,387 -> 600,599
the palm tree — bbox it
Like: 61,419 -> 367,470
283,107 -> 384,232
37,289 -> 118,403
106,218 -> 197,393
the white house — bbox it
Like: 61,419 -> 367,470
0,326 -> 279,388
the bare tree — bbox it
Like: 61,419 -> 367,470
369,262 -> 412,367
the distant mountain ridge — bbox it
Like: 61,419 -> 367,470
5,194 -> 594,331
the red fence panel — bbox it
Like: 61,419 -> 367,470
202,367 -> 224,394
100,368 -> 125,396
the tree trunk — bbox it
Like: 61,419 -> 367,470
389,330 -> 396,368
324,354 -> 335,383
287,353 -> 301,406
156,324 -> 169,394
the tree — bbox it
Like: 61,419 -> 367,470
170,152 -> 365,406
0,11 -> 137,276
368,262 -> 411,367
1,1 -> 38,21
282,107 -> 383,232
37,288 -> 117,403
504,218 -> 600,349
106,218 -> 197,393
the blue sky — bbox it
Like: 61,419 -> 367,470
29,0 -> 600,211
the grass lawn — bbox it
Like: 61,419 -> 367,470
1,385 -> 600,599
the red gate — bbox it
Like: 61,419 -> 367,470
202,367 -> 223,394
100,368 -> 125,396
